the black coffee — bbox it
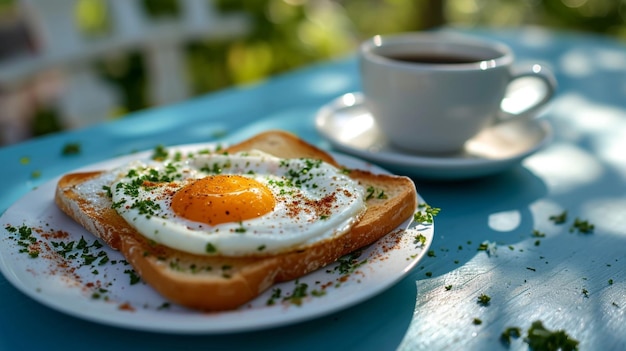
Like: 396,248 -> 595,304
387,53 -> 483,64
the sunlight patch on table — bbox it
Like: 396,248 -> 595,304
560,49 -> 594,77
558,46 -> 626,78
518,27 -> 554,48
399,241 -> 608,350
582,197 -> 626,236
488,210 -> 521,232
524,143 -> 601,194
549,93 -> 626,178
592,129 -> 626,179
306,72 -> 352,95
550,93 -> 626,134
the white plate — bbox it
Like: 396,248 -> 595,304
315,93 -> 552,180
0,144 -> 433,334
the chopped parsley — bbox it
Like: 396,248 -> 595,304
332,249 -> 366,275
266,288 -> 282,306
50,236 -> 109,266
205,242 -> 217,254
413,234 -> 427,246
525,320 -> 579,351
500,326 -> 522,345
413,203 -> 440,224
130,199 -> 160,217
124,269 -> 141,285
233,223 -> 247,233
283,280 -> 309,306
200,161 -> 232,174
61,142 -> 81,155
569,217 -> 594,234
477,294 -> 491,306
472,318 -> 482,325
365,186 -> 387,200
549,211 -> 568,224
532,230 -> 546,238
280,158 -> 324,189
157,302 -> 171,310
151,144 -> 169,161
5,224 -> 40,258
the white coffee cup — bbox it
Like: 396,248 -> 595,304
359,32 -> 556,154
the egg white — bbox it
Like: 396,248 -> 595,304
108,150 -> 366,256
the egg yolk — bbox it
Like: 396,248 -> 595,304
171,175 -> 275,226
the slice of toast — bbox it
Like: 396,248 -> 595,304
54,130 -> 417,310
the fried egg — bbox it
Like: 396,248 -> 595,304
108,150 -> 366,256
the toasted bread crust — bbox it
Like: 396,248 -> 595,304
54,131 -> 417,310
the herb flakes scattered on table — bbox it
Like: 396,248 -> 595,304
525,320 -> 579,351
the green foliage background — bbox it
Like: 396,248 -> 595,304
17,0 -> 626,136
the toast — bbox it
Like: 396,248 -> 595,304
54,130 -> 417,310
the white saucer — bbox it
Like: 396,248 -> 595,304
315,92 -> 552,180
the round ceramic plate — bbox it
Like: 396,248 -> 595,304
315,92 -> 552,180
0,144 -> 433,334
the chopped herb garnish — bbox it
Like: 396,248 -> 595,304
130,199 -> 160,217
525,320 -> 579,351
413,203 -> 440,224
477,294 -> 491,306
549,211 -> 568,224
234,223 -> 246,233
62,142 -> 81,155
333,249 -> 366,275
267,288 -> 282,306
414,234 -> 427,246
151,144 -> 169,161
5,224 -> 40,258
473,318 -> 482,325
283,280 -> 309,306
157,302 -> 171,310
311,289 -> 326,297
205,242 -> 217,253
445,285 -> 452,291
569,217 -> 594,234
532,230 -> 546,237
124,269 -> 141,285
365,186 -> 387,200
500,326 -> 522,345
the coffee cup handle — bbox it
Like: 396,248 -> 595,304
496,63 -> 557,123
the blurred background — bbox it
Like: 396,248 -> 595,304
0,0 -> 624,145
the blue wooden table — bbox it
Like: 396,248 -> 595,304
1,27 -> 624,350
